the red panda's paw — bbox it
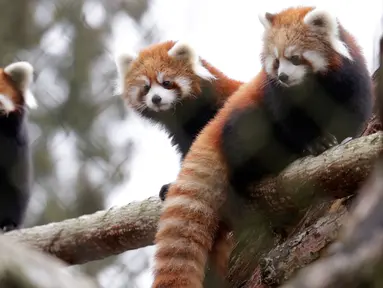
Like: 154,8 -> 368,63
305,132 -> 338,156
0,221 -> 17,232
340,137 -> 353,145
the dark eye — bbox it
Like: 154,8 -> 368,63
274,59 -> 280,69
144,84 -> 150,92
162,81 -> 173,89
290,55 -> 302,66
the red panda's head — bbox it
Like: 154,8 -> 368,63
259,7 -> 353,87
0,61 -> 36,115
114,41 -> 215,112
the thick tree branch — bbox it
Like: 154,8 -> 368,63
5,197 -> 162,265
0,235 -> 97,288
245,132 -> 382,229
280,161 -> 383,288
245,202 -> 348,288
3,132 -> 383,269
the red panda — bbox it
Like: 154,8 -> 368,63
0,61 -> 36,232
152,7 -> 373,288
114,41 -> 243,279
114,41 -> 243,202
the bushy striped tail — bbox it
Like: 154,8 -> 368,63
152,139 -> 229,288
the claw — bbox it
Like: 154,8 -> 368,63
159,183 -> 171,201
340,137 -> 353,145
306,132 -> 338,156
1,222 -> 16,232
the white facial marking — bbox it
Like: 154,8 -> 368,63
264,55 -> 275,75
124,75 -> 149,107
174,76 -> 191,96
0,94 -> 15,113
274,48 -> 279,58
278,58 -> 306,86
145,84 -> 177,112
137,75 -> 150,86
303,50 -> 328,72
126,86 -> 140,104
157,72 -> 164,84
284,46 -> 297,58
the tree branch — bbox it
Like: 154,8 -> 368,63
245,201 -> 348,288
3,132 -> 383,270
280,161 -> 383,288
245,132 -> 382,229
0,235 -> 97,288
5,197 -> 162,265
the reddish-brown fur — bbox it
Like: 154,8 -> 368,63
121,41 -> 245,281
122,41 -> 242,108
152,72 -> 266,288
0,70 -> 23,109
262,6 -> 356,70
152,6 -> 370,288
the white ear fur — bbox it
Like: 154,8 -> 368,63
114,52 -> 136,96
4,61 -> 37,109
258,12 -> 275,29
304,9 -> 353,60
115,53 -> 136,77
303,9 -> 337,35
168,41 -> 196,61
168,41 -> 215,81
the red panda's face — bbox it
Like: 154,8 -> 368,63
259,7 -> 353,87
123,66 -> 199,113
0,62 -> 36,115
115,41 -> 215,113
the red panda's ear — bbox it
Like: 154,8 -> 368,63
259,12 -> 275,29
115,53 -> 136,78
304,9 -> 353,60
168,41 -> 196,62
114,53 -> 136,97
4,61 -> 37,109
169,41 -> 215,81
303,9 -> 338,35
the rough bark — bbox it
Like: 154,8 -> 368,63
280,161 -> 383,288
5,197 -> 161,265
0,235 -> 97,288
245,201 -> 348,288
226,130 -> 383,286
244,131 -> 381,229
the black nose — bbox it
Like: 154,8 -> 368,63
278,73 -> 289,83
152,95 -> 162,105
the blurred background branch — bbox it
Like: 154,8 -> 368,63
0,235 -> 98,288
